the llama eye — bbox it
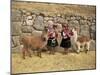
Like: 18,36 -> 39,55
42,37 -> 46,41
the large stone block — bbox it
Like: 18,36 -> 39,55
12,36 -> 20,47
80,25 -> 90,36
44,17 -> 50,21
21,26 -> 33,33
89,25 -> 96,40
32,30 -> 42,36
34,15 -> 44,30
79,20 -> 88,25
65,16 -> 70,21
12,46 -> 21,53
21,33 -> 32,37
90,25 -> 96,32
75,16 -> 81,21
89,40 -> 96,51
69,20 -> 79,28
11,22 -> 21,36
11,10 -> 22,22
33,25 -> 44,31
87,17 -> 93,21
11,39 -> 15,48
70,16 -> 76,20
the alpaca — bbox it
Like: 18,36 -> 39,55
19,27 -> 48,59
71,27 -> 93,53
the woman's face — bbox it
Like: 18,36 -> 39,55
62,27 -> 66,30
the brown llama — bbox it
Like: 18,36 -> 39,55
19,27 -> 48,59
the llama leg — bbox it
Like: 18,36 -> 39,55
76,42 -> 81,54
85,42 -> 90,53
81,43 -> 84,52
52,47 -> 56,55
47,46 -> 52,54
49,47 -> 53,55
87,42 -> 90,51
22,47 -> 26,59
51,47 -> 54,54
37,49 -> 42,58
26,48 -> 32,58
64,48 -> 68,54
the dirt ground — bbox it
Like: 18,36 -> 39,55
12,50 -> 96,74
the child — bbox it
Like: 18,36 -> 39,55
47,25 -> 58,54
60,23 -> 73,54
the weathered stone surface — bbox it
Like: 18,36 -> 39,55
87,17 -> 93,22
25,15 -> 35,26
65,16 -> 70,21
80,25 -> 90,36
90,40 -> 96,51
11,10 -> 22,22
56,23 -> 62,32
90,32 -> 96,40
44,17 -> 50,21
87,21 -> 91,25
90,25 -> 96,31
69,20 -> 79,25
32,30 -> 42,36
70,16 -> 76,20
57,17 -> 66,23
11,22 -> 21,36
21,33 -> 32,36
93,19 -> 96,23
83,16 -> 88,20
89,25 -> 96,40
79,20 -> 88,25
12,46 -> 21,53
12,36 -> 20,47
11,39 -> 15,48
75,16 -> 81,21
34,15 -> 44,30
80,31 -> 90,37
91,22 -> 96,26
33,25 -> 44,31
21,26 -> 33,33
11,12 -> 96,51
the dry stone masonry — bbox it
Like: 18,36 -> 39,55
11,10 -> 96,52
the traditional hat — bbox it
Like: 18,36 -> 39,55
62,23 -> 67,27
53,24 -> 57,28
48,20 -> 54,25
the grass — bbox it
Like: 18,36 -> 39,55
12,50 -> 96,74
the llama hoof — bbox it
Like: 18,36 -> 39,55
62,52 -> 66,55
22,57 -> 25,59
63,52 -> 68,55
85,50 -> 88,54
49,52 -> 52,55
29,55 -> 32,58
52,53 -> 55,55
76,51 -> 80,54
38,55 -> 42,58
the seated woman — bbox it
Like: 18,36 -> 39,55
47,25 -> 58,54
60,23 -> 73,54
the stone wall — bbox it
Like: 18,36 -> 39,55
11,10 -> 96,52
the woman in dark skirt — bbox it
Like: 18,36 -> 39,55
47,25 -> 58,54
60,23 -> 73,54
